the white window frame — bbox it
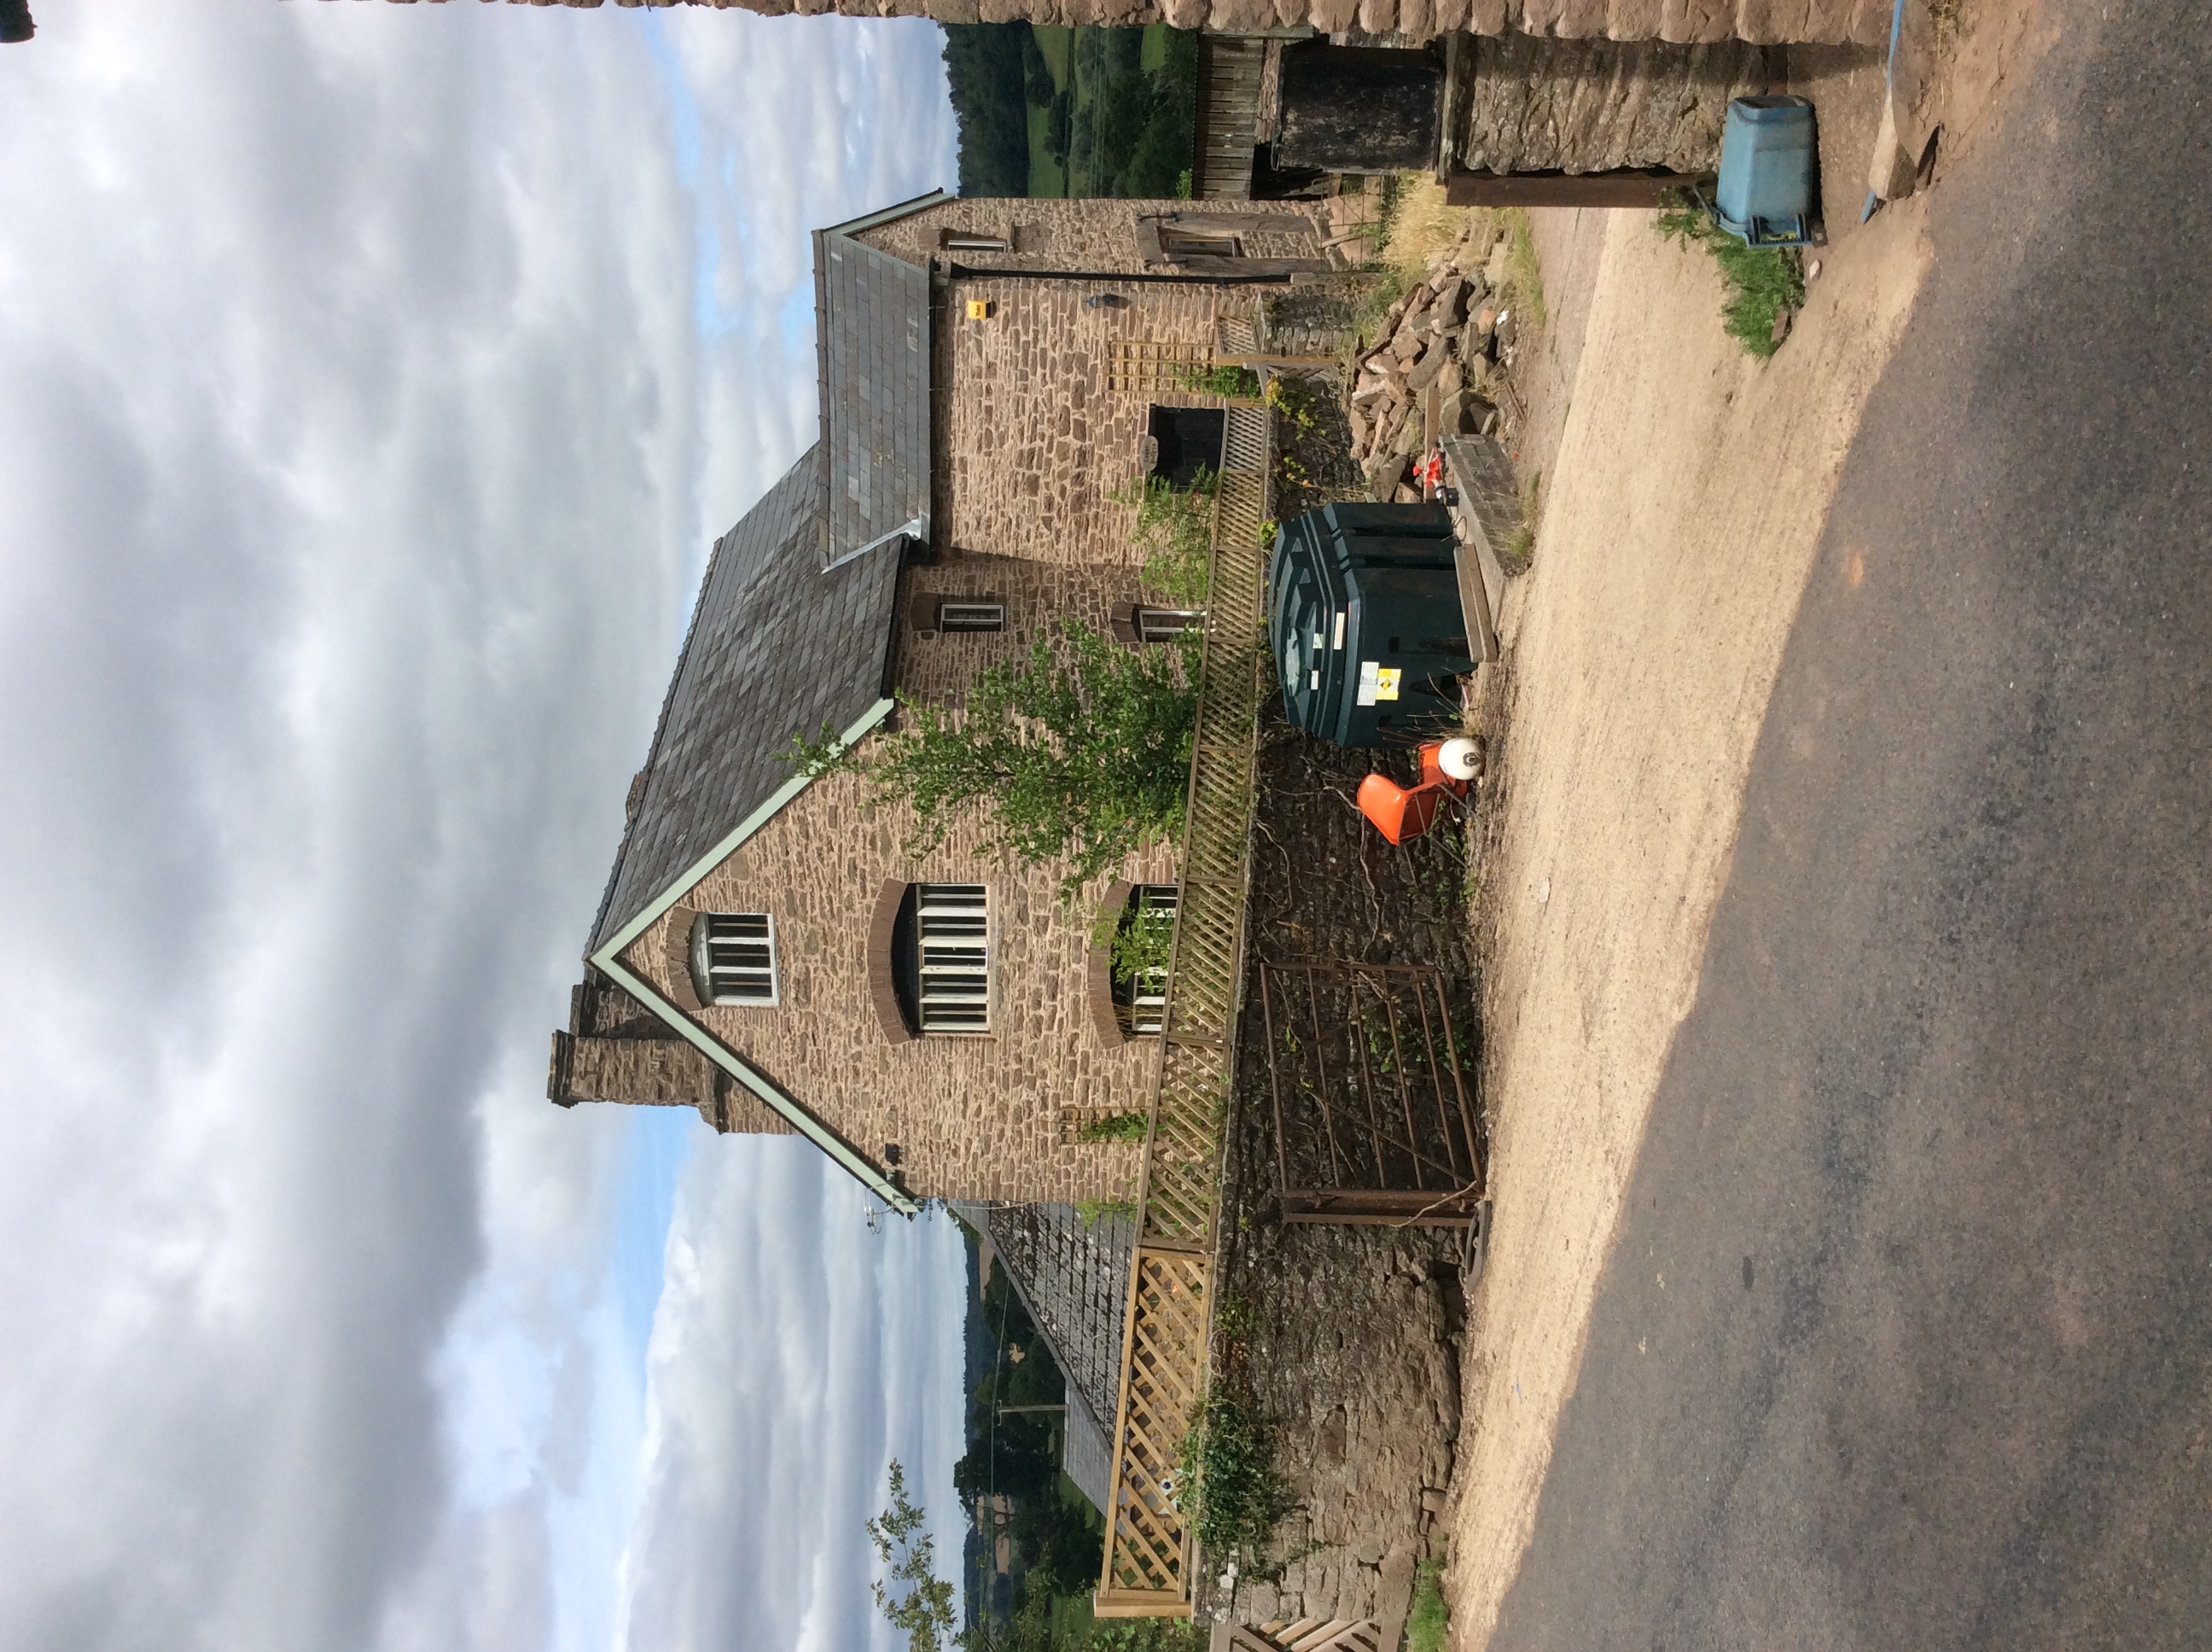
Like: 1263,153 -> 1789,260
912,883 -> 992,1034
1118,884 -> 1178,1036
938,602 -> 1005,633
1136,607 -> 1202,643
690,911 -> 778,1006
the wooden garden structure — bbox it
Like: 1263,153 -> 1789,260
1093,399 -> 1272,1617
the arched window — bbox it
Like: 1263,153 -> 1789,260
891,883 -> 992,1035
688,911 -> 777,1006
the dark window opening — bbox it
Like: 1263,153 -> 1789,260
939,601 -> 1005,632
1148,405 -> 1226,489
1160,227 -> 1240,260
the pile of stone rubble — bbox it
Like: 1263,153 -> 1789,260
1347,252 -> 1522,503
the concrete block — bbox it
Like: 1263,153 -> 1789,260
1396,0 -> 1436,39
1430,0 -> 1471,29
1732,0 -> 1810,42
1357,0 -> 1399,33
1551,0 -> 1610,34
1468,0 -> 1511,31
1849,0 -> 1895,44
1659,0 -> 1736,40
1605,0 -> 1665,37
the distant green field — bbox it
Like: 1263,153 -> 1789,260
945,21 -> 1193,198
1027,101 -> 1068,198
1033,22 -> 1074,87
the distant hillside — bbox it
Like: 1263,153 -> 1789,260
942,23 -> 1031,198
940,22 -> 1196,199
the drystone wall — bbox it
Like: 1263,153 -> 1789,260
1456,32 -> 1778,172
392,0 -> 1889,49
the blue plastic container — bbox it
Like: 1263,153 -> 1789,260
1713,96 -> 1818,247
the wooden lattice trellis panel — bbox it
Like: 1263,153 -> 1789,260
1106,338 -> 1212,394
1097,398 -> 1271,1617
1220,1619 -> 1390,1652
1097,1248 -> 1210,1608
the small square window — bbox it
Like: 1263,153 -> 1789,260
938,602 -> 1005,633
1137,607 -> 1202,643
1161,228 -> 1240,260
690,912 -> 777,1006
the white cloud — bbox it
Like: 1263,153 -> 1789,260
617,1148 -> 967,1652
0,3 -> 960,1649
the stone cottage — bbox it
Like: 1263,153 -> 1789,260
548,191 -> 1337,1213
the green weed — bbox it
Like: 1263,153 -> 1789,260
1175,1392 -> 1290,1566
1111,468 -> 1218,605
1074,1112 -> 1150,1145
1406,1559 -> 1450,1652
1656,194 -> 1806,358
1175,363 -> 1260,399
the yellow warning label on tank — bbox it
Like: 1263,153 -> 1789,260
1355,661 -> 1403,707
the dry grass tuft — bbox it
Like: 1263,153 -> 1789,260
1380,175 -> 1470,278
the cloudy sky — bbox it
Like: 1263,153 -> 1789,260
0,5 -> 967,1650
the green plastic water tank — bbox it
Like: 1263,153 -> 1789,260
1268,503 -> 1476,750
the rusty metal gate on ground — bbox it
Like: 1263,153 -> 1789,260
1260,961 -> 1485,1225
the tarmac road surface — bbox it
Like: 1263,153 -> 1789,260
1484,5 -> 2212,1647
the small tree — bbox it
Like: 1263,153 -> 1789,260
792,620 -> 1197,897
1109,469 -> 1218,606
868,1461 -> 957,1652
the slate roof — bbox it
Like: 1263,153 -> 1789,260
587,444 -> 901,956
812,195 -> 942,566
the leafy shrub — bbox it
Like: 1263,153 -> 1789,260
1175,1392 -> 1289,1565
789,620 -> 1196,896
1074,1112 -> 1150,1144
1112,468 -> 1217,606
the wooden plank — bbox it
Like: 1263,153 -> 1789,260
1444,168 -> 1688,208
1280,1187 -> 1485,1224
1453,537 -> 1500,663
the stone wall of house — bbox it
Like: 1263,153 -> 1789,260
855,197 -> 1330,278
939,276 -> 1223,566
618,768 -> 1177,1206
552,1031 -> 799,1135
864,201 -> 1331,571
428,0 -> 1889,49
897,552 -> 1167,705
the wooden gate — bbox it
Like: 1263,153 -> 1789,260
1096,399 -> 1272,1617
